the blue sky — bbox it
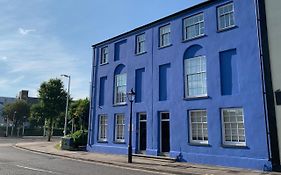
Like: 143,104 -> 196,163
0,0 -> 205,99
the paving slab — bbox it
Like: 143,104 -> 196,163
15,141 -> 281,175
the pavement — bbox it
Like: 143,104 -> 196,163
14,141 -> 281,175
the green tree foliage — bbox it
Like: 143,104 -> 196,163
29,103 -> 45,128
3,100 -> 30,129
38,78 -> 67,141
69,98 -> 89,131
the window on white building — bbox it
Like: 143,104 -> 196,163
98,115 -> 108,142
222,108 -> 246,146
115,114 -> 125,143
217,3 -> 235,31
100,46 -> 109,64
184,56 -> 207,98
183,13 -> 204,40
189,110 -> 208,144
136,34 -> 145,54
159,24 -> 171,47
114,73 -> 127,105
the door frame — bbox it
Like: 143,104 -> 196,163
159,111 -> 170,155
138,112 -> 147,153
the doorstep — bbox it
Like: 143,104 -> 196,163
133,153 -> 176,162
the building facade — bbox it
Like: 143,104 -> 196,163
0,97 -> 17,124
265,0 -> 281,169
88,0 -> 280,170
0,90 -> 39,126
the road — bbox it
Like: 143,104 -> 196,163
0,138 -> 167,175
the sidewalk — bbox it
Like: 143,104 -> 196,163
15,141 -> 281,175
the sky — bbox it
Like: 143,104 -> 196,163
0,0 -> 205,99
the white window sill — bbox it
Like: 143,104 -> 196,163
189,141 -> 209,147
100,62 -> 109,66
182,34 -> 206,43
113,103 -> 127,107
222,142 -> 247,148
217,25 -> 237,33
135,51 -> 147,56
184,95 -> 209,101
158,44 -> 172,49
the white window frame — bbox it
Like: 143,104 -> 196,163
184,56 -> 207,98
221,108 -> 246,146
100,46 -> 108,65
217,2 -> 235,31
183,13 -> 204,41
114,73 -> 127,105
189,110 -> 208,144
115,114 -> 125,143
98,115 -> 108,142
159,24 -> 171,48
136,33 -> 145,54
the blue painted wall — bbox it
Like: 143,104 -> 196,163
88,0 -> 271,170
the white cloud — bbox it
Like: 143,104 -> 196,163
0,56 -> 7,61
0,2 -> 90,99
18,27 -> 36,35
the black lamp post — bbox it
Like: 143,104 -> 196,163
127,88 -> 135,163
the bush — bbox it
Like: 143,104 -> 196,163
68,130 -> 88,148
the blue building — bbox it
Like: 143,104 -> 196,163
88,0 -> 280,170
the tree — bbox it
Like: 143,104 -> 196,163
38,78 -> 67,141
29,102 -> 45,128
3,100 -> 30,135
69,98 -> 89,131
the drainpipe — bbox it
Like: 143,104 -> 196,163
255,0 -> 280,169
88,46 -> 97,147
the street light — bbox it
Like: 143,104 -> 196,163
22,116 -> 26,137
5,115 -> 8,137
127,88 -> 135,163
11,111 -> 16,137
61,74 -> 71,136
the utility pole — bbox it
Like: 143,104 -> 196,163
22,116 -> 26,137
11,111 -> 16,137
61,74 -> 70,136
5,116 -> 8,137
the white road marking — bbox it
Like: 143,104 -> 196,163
16,165 -> 59,174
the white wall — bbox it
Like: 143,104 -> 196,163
265,0 -> 281,164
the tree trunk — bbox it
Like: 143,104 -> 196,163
47,118 -> 53,142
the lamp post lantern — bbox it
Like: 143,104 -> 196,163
61,74 -> 71,136
127,88 -> 135,163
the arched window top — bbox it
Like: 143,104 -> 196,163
183,44 -> 203,59
114,64 -> 126,75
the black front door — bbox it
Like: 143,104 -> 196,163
160,112 -> 170,153
139,113 -> 147,152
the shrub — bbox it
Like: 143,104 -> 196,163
69,130 -> 88,147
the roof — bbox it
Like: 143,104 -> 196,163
92,0 -> 217,48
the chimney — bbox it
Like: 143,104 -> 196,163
19,90 -> 28,101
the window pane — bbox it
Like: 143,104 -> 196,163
136,34 -> 145,54
218,3 -> 235,30
115,74 -> 127,104
99,115 -> 107,141
100,46 -> 108,64
184,56 -> 207,97
189,110 -> 208,144
184,13 -> 204,40
222,108 -> 246,146
160,25 -> 170,47
115,114 -> 125,142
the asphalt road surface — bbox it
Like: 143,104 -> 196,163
0,138 -> 168,175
